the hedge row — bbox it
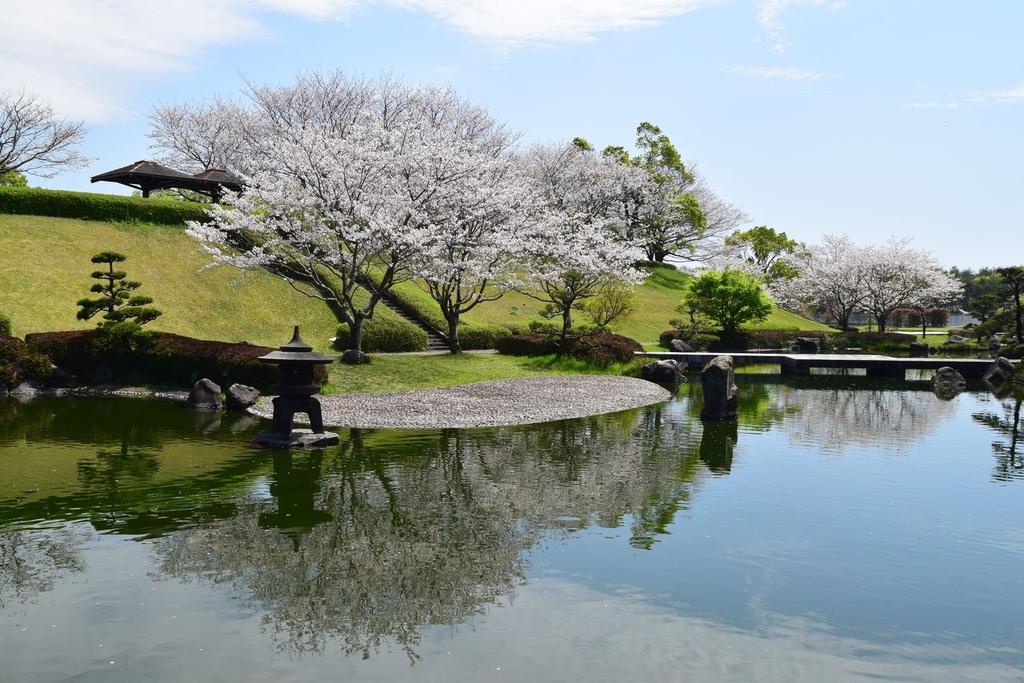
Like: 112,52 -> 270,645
334,318 -> 428,353
0,187 -> 210,226
497,331 -> 642,365
25,329 -> 325,389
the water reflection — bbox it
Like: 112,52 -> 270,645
0,526 -> 88,608
153,410 -> 709,659
972,392 -> 1024,481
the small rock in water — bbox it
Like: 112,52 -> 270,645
931,366 -> 966,400
225,383 -> 260,411
186,378 -> 222,411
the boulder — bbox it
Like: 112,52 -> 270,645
931,366 -> 966,400
700,355 -> 738,421
795,337 -> 820,354
946,335 -> 968,344
225,383 -> 260,411
669,338 -> 693,353
909,341 -> 930,358
983,357 -> 1016,386
340,349 -> 369,365
641,359 -> 685,384
187,378 -> 222,410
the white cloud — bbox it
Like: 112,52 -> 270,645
0,0 -> 726,121
910,82 -> 1024,109
756,0 -> 843,54
730,65 -> 828,82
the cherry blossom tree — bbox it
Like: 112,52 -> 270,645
188,73 -> 521,360
408,108 -> 536,354
862,238 -> 962,333
775,234 -> 868,331
519,142 -> 646,345
148,95 -> 248,173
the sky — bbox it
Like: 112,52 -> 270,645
1,0 -> 1021,268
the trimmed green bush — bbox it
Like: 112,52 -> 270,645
0,313 -> 11,336
0,187 -> 210,226
498,330 -> 642,366
496,333 -> 560,357
0,335 -> 51,389
333,318 -> 428,353
458,322 -> 509,350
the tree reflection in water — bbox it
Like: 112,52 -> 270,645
972,392 -> 1023,481
153,406 -> 714,660
0,526 -> 88,609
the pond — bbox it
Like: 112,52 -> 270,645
1,377 -> 1022,682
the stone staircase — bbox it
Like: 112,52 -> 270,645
376,291 -> 451,352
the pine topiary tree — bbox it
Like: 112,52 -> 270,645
76,251 -> 161,332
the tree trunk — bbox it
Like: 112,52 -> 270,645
1015,284 -> 1023,341
558,308 -> 573,356
876,313 -> 889,333
347,317 -> 364,352
446,314 -> 462,354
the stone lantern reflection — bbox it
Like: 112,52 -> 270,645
253,326 -> 339,448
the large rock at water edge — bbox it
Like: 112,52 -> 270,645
225,383 -> 260,411
983,357 -> 1016,386
669,339 -> 693,352
931,366 -> 966,400
641,359 -> 685,384
795,337 -> 820,354
909,341 -> 930,358
187,378 -> 222,410
701,355 -> 738,421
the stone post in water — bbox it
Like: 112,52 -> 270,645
701,355 -> 738,421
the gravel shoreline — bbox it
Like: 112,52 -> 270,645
248,376 -> 671,429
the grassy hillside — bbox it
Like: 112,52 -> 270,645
1,214 -> 830,352
393,263 -> 832,344
0,215 -> 348,349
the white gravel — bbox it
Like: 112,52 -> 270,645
248,375 -> 671,429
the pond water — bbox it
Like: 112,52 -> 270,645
1,377 -> 1022,682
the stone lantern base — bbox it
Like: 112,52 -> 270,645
253,429 -> 340,449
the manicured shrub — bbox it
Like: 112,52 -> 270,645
0,187 -> 210,226
458,322 -> 509,350
496,333 -> 560,357
566,332 -> 643,365
333,318 -> 427,353
25,329 -> 319,389
0,335 -> 52,389
0,313 -> 11,336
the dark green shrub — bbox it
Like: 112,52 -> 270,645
0,187 -> 210,226
658,329 -> 717,350
333,318 -> 427,353
0,313 -> 11,336
566,332 -> 643,365
458,322 -> 509,350
997,343 -> 1024,359
496,333 -> 560,357
25,329 -> 316,389
0,335 -> 52,389
528,320 -> 561,336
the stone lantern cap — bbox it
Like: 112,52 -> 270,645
258,326 -> 334,365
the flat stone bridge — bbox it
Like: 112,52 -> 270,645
638,351 -> 1017,379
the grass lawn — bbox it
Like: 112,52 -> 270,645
323,352 -> 645,395
0,214 -> 369,350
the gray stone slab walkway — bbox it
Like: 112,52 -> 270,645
249,375 -> 670,429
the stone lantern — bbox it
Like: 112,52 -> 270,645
253,326 -> 339,448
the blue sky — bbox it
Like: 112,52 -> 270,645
2,0 -> 1021,267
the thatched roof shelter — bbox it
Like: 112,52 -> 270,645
91,160 -> 242,201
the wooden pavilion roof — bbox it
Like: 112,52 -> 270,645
90,160 -> 242,199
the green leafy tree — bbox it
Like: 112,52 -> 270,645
0,170 -> 27,186
685,269 -> 772,337
585,284 -> 637,329
996,266 -> 1024,341
76,252 -> 162,331
969,293 -> 1001,323
725,225 -> 802,281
